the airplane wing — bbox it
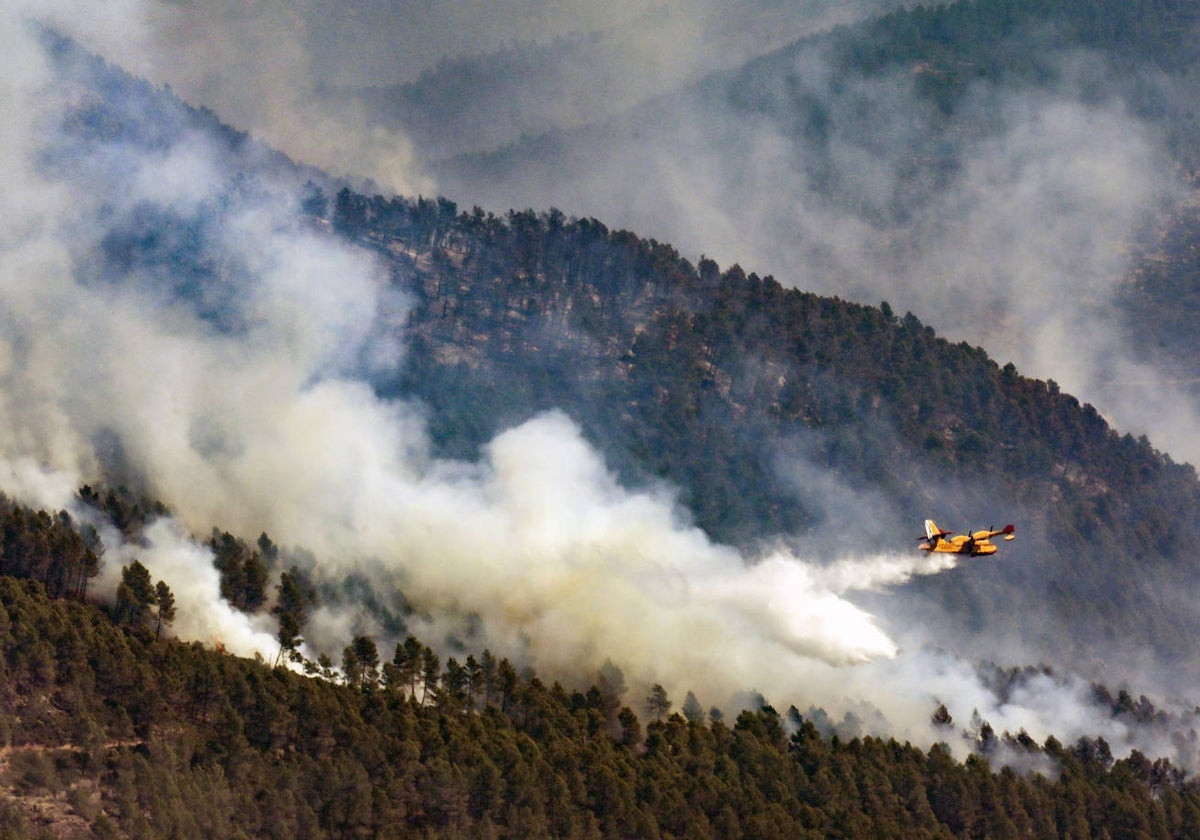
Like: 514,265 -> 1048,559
974,524 -> 1015,540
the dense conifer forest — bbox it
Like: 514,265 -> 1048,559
11,0 -> 1200,835
320,182 -> 1200,673
2,526 -> 1200,838
320,0 -> 1200,675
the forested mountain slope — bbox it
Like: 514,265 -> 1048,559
338,0 -> 907,163
355,0 -> 1200,677
2,569 -> 1199,838
430,0 -> 1200,468
328,188 -> 1200,675
37,17 -> 1200,680
14,16 -> 1200,834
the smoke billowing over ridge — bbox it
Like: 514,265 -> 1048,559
9,0 -> 1200,771
2,0 -> 965,715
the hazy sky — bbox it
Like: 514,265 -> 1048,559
308,0 -> 668,85
37,0 -> 908,189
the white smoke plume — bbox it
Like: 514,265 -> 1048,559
32,0 -> 434,194
95,518 -> 282,660
8,0 -> 1200,773
1,0 -> 956,701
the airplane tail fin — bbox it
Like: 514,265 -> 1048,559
924,519 -> 953,539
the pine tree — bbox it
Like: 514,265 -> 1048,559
646,683 -> 671,721
273,567 -> 316,663
114,560 -> 156,627
153,580 -> 175,640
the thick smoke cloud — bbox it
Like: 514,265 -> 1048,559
3,0 -> 960,710
33,0 -> 434,194
9,0 -> 1200,770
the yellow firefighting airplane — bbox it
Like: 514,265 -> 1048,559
918,520 -> 1015,557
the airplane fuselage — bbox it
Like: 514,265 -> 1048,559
920,535 -> 998,556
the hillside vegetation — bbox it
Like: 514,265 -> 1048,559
326,186 -> 1200,673
1,546 -> 1199,838
329,0 -> 1200,677
431,0 -> 1200,434
48,14 -> 1200,674
35,0 -> 1200,680
13,8 -> 1200,834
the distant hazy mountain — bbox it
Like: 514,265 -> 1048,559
337,0 -> 909,161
